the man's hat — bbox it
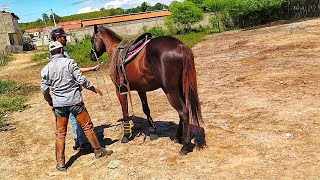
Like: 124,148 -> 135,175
49,41 -> 63,51
50,27 -> 68,39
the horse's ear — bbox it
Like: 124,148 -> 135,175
94,24 -> 98,34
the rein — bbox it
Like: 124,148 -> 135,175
91,37 -> 113,111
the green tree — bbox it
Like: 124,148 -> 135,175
140,2 -> 151,12
168,1 -> 204,32
42,13 -> 50,21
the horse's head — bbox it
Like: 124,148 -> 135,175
90,25 -> 106,61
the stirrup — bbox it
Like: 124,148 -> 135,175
119,84 -> 129,95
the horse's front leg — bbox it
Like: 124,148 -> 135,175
116,90 -> 131,143
138,92 -> 158,141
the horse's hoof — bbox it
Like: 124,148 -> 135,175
149,134 -> 159,141
121,136 -> 130,143
179,149 -> 189,155
179,144 -> 193,155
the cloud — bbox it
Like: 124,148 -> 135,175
77,7 -> 99,14
104,0 -> 179,9
72,0 -> 91,6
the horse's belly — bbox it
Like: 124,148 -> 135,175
129,78 -> 160,92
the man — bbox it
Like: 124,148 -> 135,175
41,41 -> 113,171
50,27 -> 98,151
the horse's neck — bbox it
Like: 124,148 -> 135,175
101,33 -> 120,59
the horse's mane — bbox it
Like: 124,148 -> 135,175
99,26 -> 123,41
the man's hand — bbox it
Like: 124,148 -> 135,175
94,87 -> 103,96
91,64 -> 100,71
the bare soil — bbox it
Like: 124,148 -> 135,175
1,19 -> 320,179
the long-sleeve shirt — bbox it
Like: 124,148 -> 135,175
41,54 -> 94,107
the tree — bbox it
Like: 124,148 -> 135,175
186,0 -> 204,7
140,2 -> 151,12
42,13 -> 49,21
203,0 -> 231,32
50,13 -> 62,23
168,1 -> 204,31
154,3 -> 165,10
100,7 -> 106,11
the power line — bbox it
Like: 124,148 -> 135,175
18,9 -> 51,17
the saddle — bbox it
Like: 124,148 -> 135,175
114,33 -> 152,95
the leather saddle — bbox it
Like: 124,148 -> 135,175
114,33 -> 152,95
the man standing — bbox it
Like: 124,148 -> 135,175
50,27 -> 98,151
41,41 -> 113,171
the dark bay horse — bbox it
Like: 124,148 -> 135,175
90,25 -> 205,154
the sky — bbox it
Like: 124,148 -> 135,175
0,0 -> 179,23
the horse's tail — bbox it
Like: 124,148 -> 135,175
181,45 -> 205,149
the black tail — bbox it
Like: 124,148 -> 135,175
182,45 -> 203,126
182,45 -> 206,149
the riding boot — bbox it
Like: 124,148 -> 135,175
73,138 -> 80,150
76,111 -> 113,158
55,116 -> 68,172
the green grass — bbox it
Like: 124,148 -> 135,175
0,54 -> 14,66
31,52 -> 50,62
0,80 -> 36,127
174,31 -> 211,48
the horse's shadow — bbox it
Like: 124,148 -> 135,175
129,116 -> 178,141
65,123 -> 118,169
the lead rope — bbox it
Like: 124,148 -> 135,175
91,48 -> 112,111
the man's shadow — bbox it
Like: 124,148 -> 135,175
65,123 -> 118,169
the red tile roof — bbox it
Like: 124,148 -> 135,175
25,10 -> 171,33
82,10 -> 171,27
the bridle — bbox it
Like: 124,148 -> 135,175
91,33 -> 102,62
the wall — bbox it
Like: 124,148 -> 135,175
68,16 -> 167,43
0,12 -> 23,53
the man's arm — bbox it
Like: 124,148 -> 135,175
69,60 -> 103,95
40,67 -> 53,106
80,64 -> 100,72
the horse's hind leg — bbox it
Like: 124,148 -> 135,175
138,92 -> 158,140
165,90 -> 191,155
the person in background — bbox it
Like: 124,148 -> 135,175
50,27 -> 99,151
41,41 -> 113,171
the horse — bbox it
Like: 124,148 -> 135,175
90,25 -> 205,154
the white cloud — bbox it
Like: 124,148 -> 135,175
104,0 -> 180,9
77,7 -> 99,14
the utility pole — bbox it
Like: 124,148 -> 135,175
1,4 -> 8,11
51,8 -> 57,27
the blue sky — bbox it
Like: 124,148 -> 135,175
1,0 -> 179,23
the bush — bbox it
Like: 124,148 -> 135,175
64,36 -> 109,65
31,36 -> 109,65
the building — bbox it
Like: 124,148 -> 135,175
24,10 -> 172,46
0,11 -> 23,53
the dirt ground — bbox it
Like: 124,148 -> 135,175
1,18 -> 320,179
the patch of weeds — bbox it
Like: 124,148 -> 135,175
0,54 -> 14,66
0,80 -> 36,128
31,51 -> 50,62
